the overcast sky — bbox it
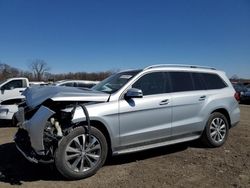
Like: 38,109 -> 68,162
0,0 -> 249,78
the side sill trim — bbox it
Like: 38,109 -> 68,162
113,135 -> 200,155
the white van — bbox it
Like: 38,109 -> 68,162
0,77 -> 29,122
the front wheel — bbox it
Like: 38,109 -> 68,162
55,126 -> 108,180
201,112 -> 229,147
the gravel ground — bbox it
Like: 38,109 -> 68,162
0,105 -> 249,188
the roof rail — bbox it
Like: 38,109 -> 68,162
144,64 -> 216,70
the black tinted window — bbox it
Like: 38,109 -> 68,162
192,73 -> 206,90
61,82 -> 75,87
164,73 -> 171,93
202,73 -> 227,89
170,72 -> 194,92
132,72 -> 166,95
3,80 -> 23,90
78,83 -> 96,88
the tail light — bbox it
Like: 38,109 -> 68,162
234,92 -> 240,101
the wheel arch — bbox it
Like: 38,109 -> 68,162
90,120 -> 113,156
211,108 -> 231,128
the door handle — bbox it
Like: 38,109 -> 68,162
159,99 -> 169,105
19,90 -> 24,93
199,95 -> 206,101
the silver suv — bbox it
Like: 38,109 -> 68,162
14,64 -> 240,180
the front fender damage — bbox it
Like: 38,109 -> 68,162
20,105 -> 55,155
15,84 -> 108,164
15,101 -> 93,164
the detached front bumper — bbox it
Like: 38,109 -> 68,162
14,105 -> 55,162
14,128 -> 39,163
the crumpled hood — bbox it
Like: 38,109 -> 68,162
23,86 -> 110,109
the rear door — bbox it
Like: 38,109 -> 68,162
170,72 -> 207,137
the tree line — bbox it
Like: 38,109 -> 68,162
0,59 -> 113,82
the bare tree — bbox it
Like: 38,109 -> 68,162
29,59 -> 50,81
20,70 -> 34,81
49,71 -> 112,82
0,59 -> 112,82
0,62 -> 19,79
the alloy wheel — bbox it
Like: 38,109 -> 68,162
65,134 -> 101,172
209,117 -> 227,143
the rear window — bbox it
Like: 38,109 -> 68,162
201,73 -> 227,89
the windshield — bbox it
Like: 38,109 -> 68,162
92,70 -> 141,94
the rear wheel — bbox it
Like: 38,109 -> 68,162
55,126 -> 108,180
201,112 -> 229,147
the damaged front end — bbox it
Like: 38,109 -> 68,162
15,105 -> 57,163
14,86 -> 109,163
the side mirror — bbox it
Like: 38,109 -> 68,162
125,88 -> 143,99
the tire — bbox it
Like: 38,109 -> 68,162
201,112 -> 229,147
55,126 -> 108,180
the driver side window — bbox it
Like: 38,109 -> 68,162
132,72 -> 167,96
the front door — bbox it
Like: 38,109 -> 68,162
119,72 -> 172,147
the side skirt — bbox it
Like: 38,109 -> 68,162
113,132 -> 201,155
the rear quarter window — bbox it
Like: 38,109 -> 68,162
202,73 -> 227,89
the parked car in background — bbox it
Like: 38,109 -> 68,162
53,80 -> 99,89
240,85 -> 250,103
14,64 -> 240,180
0,77 -> 29,124
232,83 -> 244,102
30,81 -> 49,86
232,83 -> 250,103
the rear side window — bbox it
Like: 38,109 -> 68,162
169,72 -> 194,92
202,73 -> 227,89
192,73 -> 206,90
